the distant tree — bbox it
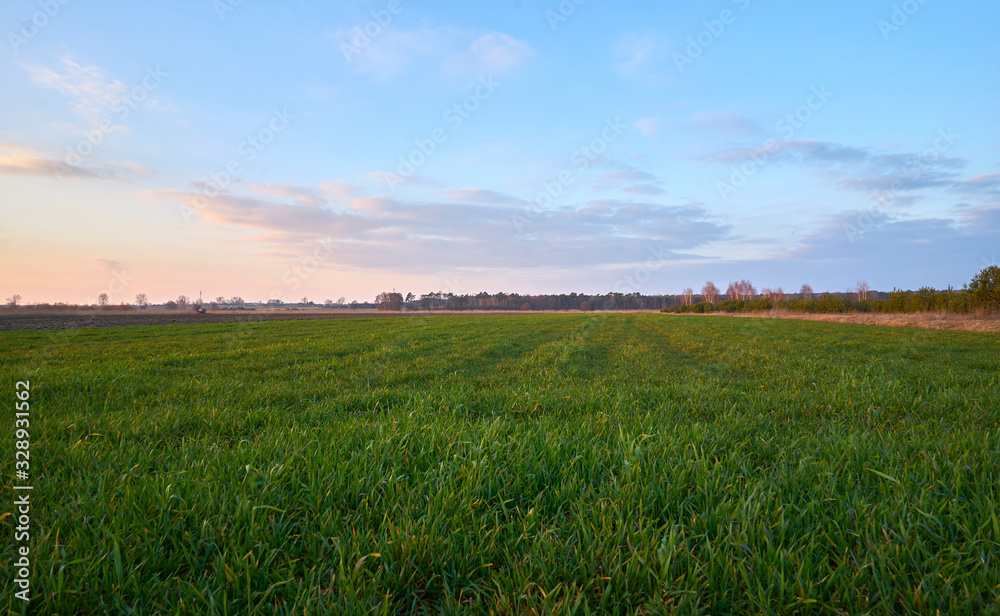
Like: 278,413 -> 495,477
324,299 -> 334,307
228,296 -> 244,307
301,296 -> 309,305
337,297 -> 346,305
968,265 -> 1000,311
165,300 -> 178,310
733,280 -> 756,300
6,294 -> 22,307
375,292 -> 404,311
215,296 -> 226,305
856,280 -> 870,301
134,293 -> 149,308
176,295 -> 189,308
521,302 -> 531,311
726,282 -> 739,301
800,283 -> 814,300
701,282 -> 720,305
349,300 -> 359,310
681,288 -> 694,306
580,300 -> 591,311
98,293 -> 110,307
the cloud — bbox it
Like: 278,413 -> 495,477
600,170 -> 658,183
777,205 -> 1000,282
319,180 -> 365,200
443,188 -> 528,205
614,34 -> 664,78
443,33 -> 533,77
336,26 -> 532,80
680,110 -> 764,136
250,183 -> 324,206
147,182 -> 728,272
696,140 -> 867,165
0,141 -> 153,181
954,172 -> 1000,196
25,58 -> 129,128
634,118 -> 659,137
591,161 -> 667,195
697,139 -> 967,196
622,183 -> 668,196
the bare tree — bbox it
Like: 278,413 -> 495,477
6,294 -> 22,307
228,296 -> 244,307
176,295 -> 188,308
856,280 -> 870,301
681,287 -> 694,306
96,293 -> 109,307
734,280 -> 756,300
701,282 -> 720,304
336,297 -> 346,305
215,296 -> 226,305
775,287 -> 785,302
726,282 -> 739,301
134,293 -> 149,308
800,283 -> 813,300
324,299 -> 334,307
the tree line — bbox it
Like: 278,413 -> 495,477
664,267 -> 1000,315
7,267 -> 999,315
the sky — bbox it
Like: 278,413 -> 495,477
1,0 -> 998,305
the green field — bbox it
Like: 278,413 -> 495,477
2,314 -> 1000,614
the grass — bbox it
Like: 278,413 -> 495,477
2,314 -> 999,615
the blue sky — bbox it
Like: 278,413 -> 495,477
1,0 -> 998,304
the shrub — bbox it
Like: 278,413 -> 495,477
968,266 -> 1000,311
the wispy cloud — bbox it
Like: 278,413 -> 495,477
0,141 -> 153,181
334,26 -> 532,80
614,33 -> 666,80
954,172 -> 1000,196
443,33 -> 533,77
680,110 -> 764,136
24,57 -> 130,129
634,117 -> 659,137
697,139 -> 968,195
